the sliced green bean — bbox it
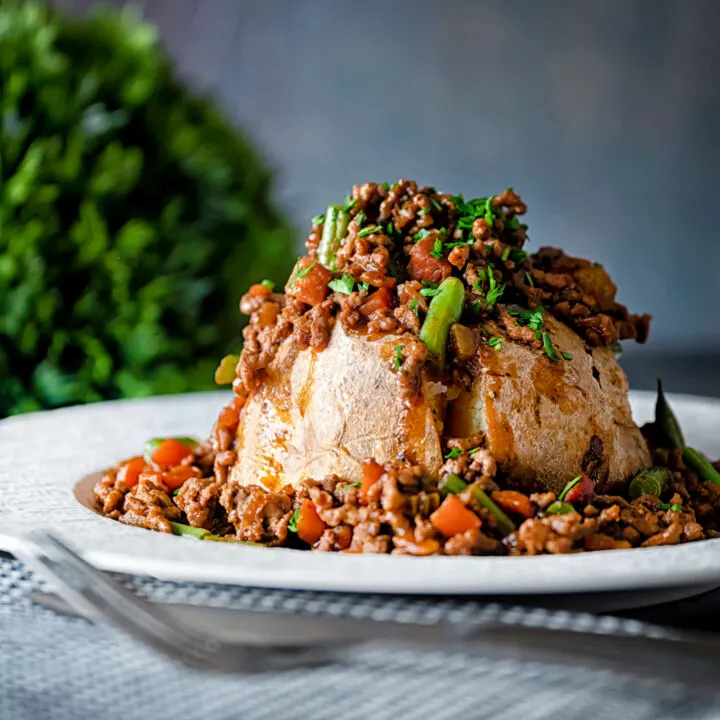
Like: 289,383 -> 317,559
169,522 -> 210,540
317,205 -> 350,271
628,466 -> 671,499
469,485 -> 516,536
419,277 -> 466,369
683,447 -> 720,486
440,473 -> 469,496
655,379 -> 685,449
545,501 -> 576,515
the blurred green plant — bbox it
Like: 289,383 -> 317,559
0,2 -> 295,416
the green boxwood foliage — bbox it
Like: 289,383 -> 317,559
0,2 -> 294,416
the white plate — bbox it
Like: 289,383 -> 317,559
2,390 -> 720,605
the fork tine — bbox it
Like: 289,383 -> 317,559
22,531 -> 213,662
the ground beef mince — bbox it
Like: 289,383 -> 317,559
93,179 -> 720,556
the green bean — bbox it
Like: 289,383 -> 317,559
419,277 -> 466,368
683,447 -> 720,486
169,521 -> 210,540
317,205 -> 350,271
545,501 -> 576,515
469,485 -> 516,536
628,466 -> 671,499
440,473 -> 468,495
655,379 -> 685,449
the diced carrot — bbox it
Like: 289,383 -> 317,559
288,260 -> 333,306
117,456 -> 147,490
162,465 -> 202,491
491,490 -> 534,519
407,236 -> 452,283
359,287 -> 393,316
358,270 -> 397,289
255,301 -> 279,327
296,499 -> 327,545
361,459 -> 385,504
151,438 -> 194,468
247,283 -> 272,299
392,536 -> 441,556
430,494 -> 481,537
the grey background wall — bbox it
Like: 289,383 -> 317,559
57,0 -> 720,390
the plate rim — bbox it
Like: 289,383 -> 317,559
3,389 -> 720,596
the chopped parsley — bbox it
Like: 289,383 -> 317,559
288,508 -> 300,533
297,260 -> 316,278
506,216 -> 528,232
386,222 -> 396,236
311,214 -> 325,225
358,281 -> 370,292
409,298 -> 420,316
414,228 -> 432,242
355,210 -> 367,228
488,336 -> 504,351
542,332 -> 561,362
508,247 -> 528,264
357,225 -> 383,238
487,390 -> 496,400
380,181 -> 390,190
393,345 -> 405,371
344,198 -> 358,213
260,279 -> 275,291
171,488 -> 181,497
476,265 -> 505,309
328,274 -> 355,295
391,182 -> 398,190
430,197 -> 442,211
468,447 -> 482,455
484,196 -> 496,227
508,306 -> 545,338
660,503 -> 683,512
430,239 -> 445,259
501,246 -> 511,262
561,352 -> 573,360
445,447 -> 463,460
525,272 -> 534,287
344,481 -> 362,491
420,286 -> 441,298
453,194 -> 497,231
418,207 -> 431,216
471,300 -> 483,314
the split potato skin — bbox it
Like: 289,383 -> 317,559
446,315 -> 650,495
230,323 -> 443,492
231,313 -> 649,497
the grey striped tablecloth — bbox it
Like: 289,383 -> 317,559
2,555 -> 720,720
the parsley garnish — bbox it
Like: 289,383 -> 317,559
260,279 -> 275,291
488,336 -> 504,350
660,503 -> 683,512
391,182 -> 398,190
468,447 -> 481,455
430,197 -> 442,212
328,274 -> 355,295
508,306 -> 545,338
311,214 -> 325,225
501,247 -> 511,262
380,181 -> 390,190
386,222 -> 395,235
525,272 -> 534,287
288,508 -> 300,533
297,260 -> 316,279
506,216 -> 528,232
484,196 -> 496,227
508,248 -> 528,264
418,208 -> 430,216
414,228 -> 432,242
471,300 -> 483,314
409,298 -> 420,316
430,239 -> 444,259
358,281 -> 370,292
445,447 -> 463,460
542,332 -> 561,361
355,210 -> 367,228
478,264 -> 505,309
357,225 -> 383,238
344,481 -> 362,491
171,488 -> 181,497
420,287 -> 441,298
487,390 -> 496,400
393,345 -> 405,371
561,352 -> 573,360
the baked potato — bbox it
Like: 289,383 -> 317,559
446,314 -> 650,494
229,322 -> 444,491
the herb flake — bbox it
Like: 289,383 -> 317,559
393,345 -> 405,371
488,336 -> 504,350
430,239 -> 444,259
542,331 -> 561,361
445,447 -> 463,460
328,274 -> 355,295
288,508 -> 300,533
357,225 -> 383,238
409,298 -> 419,316
311,214 -> 325,225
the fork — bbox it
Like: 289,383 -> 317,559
16,530 -> 720,686
18,530 -> 344,672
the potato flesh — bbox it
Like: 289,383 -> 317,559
446,315 -> 650,494
230,324 -> 443,491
